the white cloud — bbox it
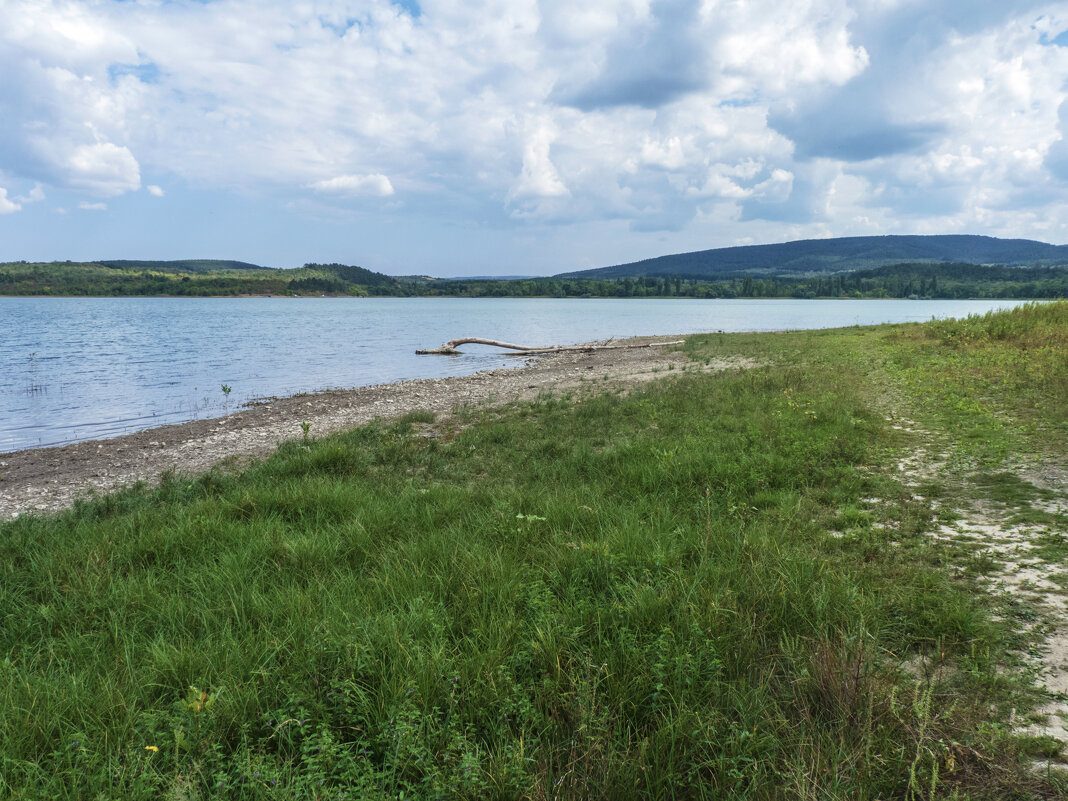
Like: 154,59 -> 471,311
0,187 -> 21,214
4,1 -> 137,69
716,2 -> 870,92
77,201 -> 107,211
310,174 -> 395,197
752,169 -> 795,202
16,183 -> 45,204
641,137 -> 688,171
65,143 -> 141,197
509,122 -> 569,202
146,184 -> 164,197
0,0 -> 1066,256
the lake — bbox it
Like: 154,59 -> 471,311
0,297 -> 1031,452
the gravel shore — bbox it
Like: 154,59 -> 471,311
0,335 -> 751,520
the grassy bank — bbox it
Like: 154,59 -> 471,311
1,303 -> 1065,799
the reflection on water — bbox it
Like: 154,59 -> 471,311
0,297 -> 1029,452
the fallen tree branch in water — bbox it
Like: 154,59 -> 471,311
416,337 -> 684,355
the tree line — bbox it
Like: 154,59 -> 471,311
1,260 -> 1065,299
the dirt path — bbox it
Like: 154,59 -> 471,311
0,336 -> 751,520
935,462 -> 1068,748
891,418 -> 1068,755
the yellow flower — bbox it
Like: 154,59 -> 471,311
145,745 -> 159,752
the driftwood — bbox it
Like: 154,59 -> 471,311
416,336 -> 684,355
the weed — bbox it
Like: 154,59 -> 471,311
1017,734 -> 1065,760
967,471 -> 1051,507
25,351 -> 44,394
398,410 -> 436,425
1032,532 -> 1068,564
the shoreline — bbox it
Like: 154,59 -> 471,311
2,294 -> 1055,300
0,335 -> 749,520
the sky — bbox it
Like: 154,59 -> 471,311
1,0 -> 1067,276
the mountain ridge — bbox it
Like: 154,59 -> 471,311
555,235 -> 1068,280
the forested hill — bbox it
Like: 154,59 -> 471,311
3,251 -> 1067,298
557,235 -> 1068,280
0,261 -> 405,296
96,259 -> 267,274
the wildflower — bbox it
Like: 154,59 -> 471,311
145,745 -> 159,752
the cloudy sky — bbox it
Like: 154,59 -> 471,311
1,0 -> 1067,275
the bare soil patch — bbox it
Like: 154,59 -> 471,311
901,443 -> 1068,751
0,336 -> 751,520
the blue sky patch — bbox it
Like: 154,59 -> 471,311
108,62 -> 161,85
392,0 -> 420,18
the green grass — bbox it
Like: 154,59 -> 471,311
966,473 -> 1054,507
887,301 -> 1068,463
2,304 -> 1067,799
1031,533 -> 1068,565
1018,735 -> 1065,761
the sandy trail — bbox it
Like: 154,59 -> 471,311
890,419 -> 1068,753
936,471 -> 1068,749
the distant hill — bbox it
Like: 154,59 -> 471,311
299,263 -> 400,289
0,260 -> 403,297
556,235 -> 1068,280
4,248 -> 1065,298
97,259 -> 267,274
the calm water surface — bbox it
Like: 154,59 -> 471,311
0,297 -> 1030,452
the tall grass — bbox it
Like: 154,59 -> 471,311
2,307 -> 1064,798
887,301 -> 1068,461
